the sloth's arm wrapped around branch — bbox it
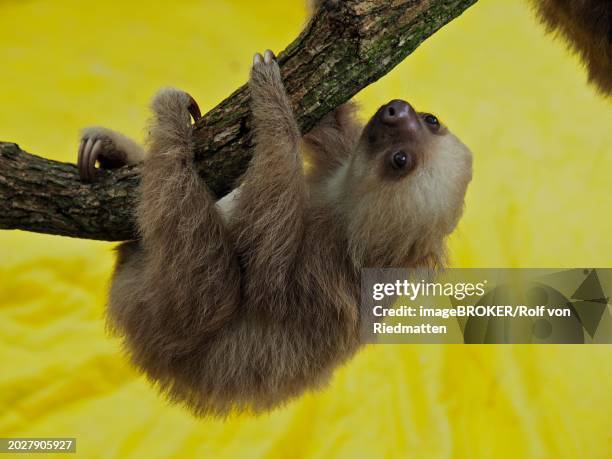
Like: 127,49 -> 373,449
0,0 -> 478,241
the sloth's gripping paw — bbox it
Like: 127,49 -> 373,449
250,50 -> 282,89
77,127 -> 147,182
249,49 -> 298,140
78,127 -> 130,183
150,88 -> 202,125
252,49 -> 276,67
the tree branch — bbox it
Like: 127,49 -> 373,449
0,0 -> 477,241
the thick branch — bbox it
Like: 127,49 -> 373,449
0,0 -> 477,241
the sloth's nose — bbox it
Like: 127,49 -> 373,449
381,99 -> 416,126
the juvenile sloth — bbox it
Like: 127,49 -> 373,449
530,0 -> 612,95
77,50 -> 472,416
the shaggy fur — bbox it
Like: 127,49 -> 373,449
77,52 -> 472,416
531,0 -> 612,95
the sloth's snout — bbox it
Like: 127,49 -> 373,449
381,100 -> 417,127
365,99 -> 422,145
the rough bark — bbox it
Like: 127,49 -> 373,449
0,0 -> 477,241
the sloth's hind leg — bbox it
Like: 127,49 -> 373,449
109,89 -> 241,395
137,88 -> 241,341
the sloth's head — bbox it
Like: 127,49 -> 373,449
338,99 -> 473,268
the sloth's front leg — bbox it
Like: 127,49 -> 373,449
232,50 -> 307,308
77,127 -> 146,182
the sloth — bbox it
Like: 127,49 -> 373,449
530,0 -> 612,95
76,50 -> 472,416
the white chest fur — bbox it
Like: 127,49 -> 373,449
215,186 -> 242,223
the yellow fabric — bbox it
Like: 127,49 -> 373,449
0,0 -> 610,458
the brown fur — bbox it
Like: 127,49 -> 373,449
531,0 -> 612,95
78,54 -> 472,416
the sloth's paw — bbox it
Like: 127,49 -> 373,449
250,49 -> 282,88
151,88 -> 202,125
253,49 -> 276,67
77,127 -> 147,182
249,49 -> 296,134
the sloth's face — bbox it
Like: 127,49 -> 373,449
343,100 -> 472,266
359,99 -> 471,183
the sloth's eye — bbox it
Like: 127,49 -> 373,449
424,113 -> 439,127
392,151 -> 409,169
389,150 -> 416,173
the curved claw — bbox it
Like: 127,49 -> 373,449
263,49 -> 275,64
77,138 -> 87,181
89,139 -> 103,181
77,137 -> 103,182
80,138 -> 94,182
186,93 -> 202,123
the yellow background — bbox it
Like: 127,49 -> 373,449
0,0 -> 610,458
